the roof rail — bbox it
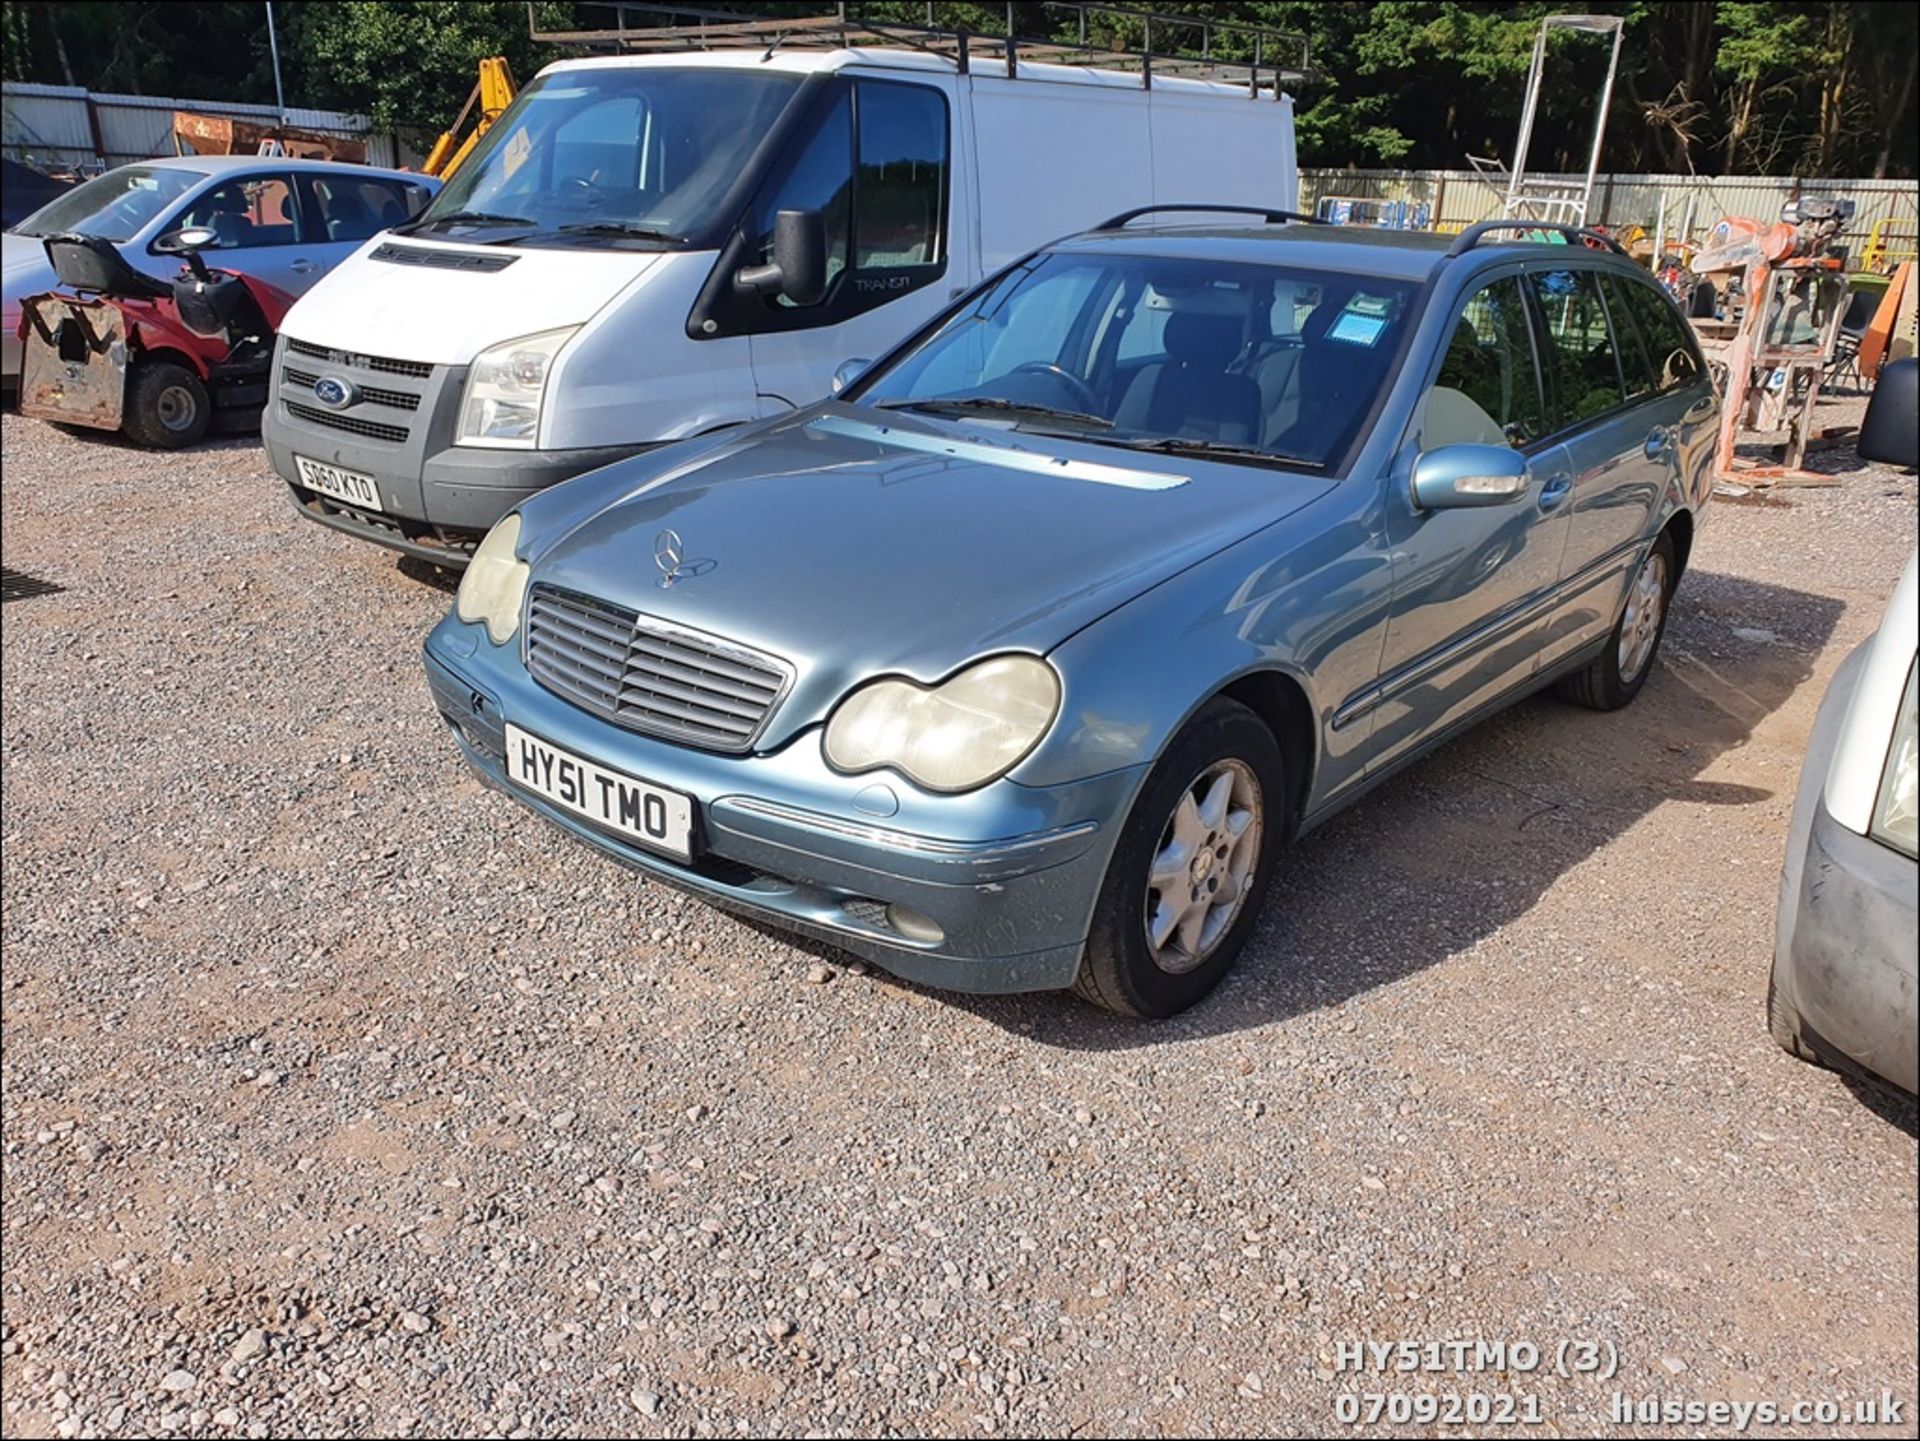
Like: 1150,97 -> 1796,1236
1099,203 -> 1322,230
1444,220 -> 1626,258
531,2 -> 1314,94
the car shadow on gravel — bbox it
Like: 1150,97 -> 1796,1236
916,571 -> 1847,1049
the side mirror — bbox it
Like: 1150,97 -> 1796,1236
1859,357 -> 1918,471
1410,443 -> 1532,510
735,208 -> 828,306
154,225 -> 218,254
831,357 -> 872,396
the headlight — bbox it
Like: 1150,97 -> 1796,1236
456,326 -> 578,448
1871,663 -> 1918,858
824,654 -> 1060,793
456,513 -> 529,645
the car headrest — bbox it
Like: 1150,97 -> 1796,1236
1165,309 -> 1241,370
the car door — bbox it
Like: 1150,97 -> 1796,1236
746,75 -> 966,409
294,172 -> 434,279
1521,263 -> 1679,669
157,170 -> 318,296
1366,270 -> 1574,766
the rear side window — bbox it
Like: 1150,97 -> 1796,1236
853,81 -> 947,270
1424,277 -> 1546,449
1612,275 -> 1705,392
298,175 -> 426,243
1525,268 -> 1625,428
1600,274 -> 1659,401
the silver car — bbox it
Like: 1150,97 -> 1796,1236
422,213 -> 1717,1016
3,155 -> 435,397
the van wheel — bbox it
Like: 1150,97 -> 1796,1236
1557,531 -> 1676,711
1072,698 -> 1286,1018
123,361 -> 210,449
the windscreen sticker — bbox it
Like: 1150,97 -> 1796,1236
1328,310 -> 1389,346
502,128 -> 532,178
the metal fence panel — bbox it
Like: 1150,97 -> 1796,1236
1302,167 -> 1920,268
3,82 -> 396,171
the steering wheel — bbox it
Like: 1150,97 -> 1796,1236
1008,361 -> 1100,414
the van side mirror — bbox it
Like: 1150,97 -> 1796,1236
831,358 -> 871,395
1859,357 -> 1918,471
735,208 -> 829,306
1410,444 -> 1532,509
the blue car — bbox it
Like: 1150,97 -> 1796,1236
423,210 -> 1717,1016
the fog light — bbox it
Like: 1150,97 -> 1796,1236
886,904 -> 944,945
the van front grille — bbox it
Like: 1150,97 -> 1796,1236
285,337 -> 432,380
523,585 -> 793,753
284,401 -> 410,445
281,366 -> 421,412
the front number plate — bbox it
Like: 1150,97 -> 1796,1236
504,723 -> 694,861
295,454 -> 384,512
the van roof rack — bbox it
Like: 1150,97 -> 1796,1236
1444,220 -> 1627,258
530,2 -> 1313,96
1099,203 -> 1323,230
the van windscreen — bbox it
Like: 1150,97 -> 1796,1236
411,68 -> 804,246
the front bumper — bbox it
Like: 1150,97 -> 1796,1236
262,337 -> 648,566
423,615 -> 1145,992
1773,643 -> 1919,1095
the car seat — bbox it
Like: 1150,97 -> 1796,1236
1112,309 -> 1261,446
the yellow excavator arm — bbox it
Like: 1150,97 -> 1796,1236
423,57 -> 517,180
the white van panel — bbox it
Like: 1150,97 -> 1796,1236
282,242 -> 655,366
1150,91 -> 1296,219
542,251 -> 760,449
968,77 -> 1154,273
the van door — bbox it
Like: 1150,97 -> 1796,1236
1368,272 -> 1572,765
745,75 -> 967,409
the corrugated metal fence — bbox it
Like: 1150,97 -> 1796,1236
1301,168 -> 1919,269
1,82 -> 398,171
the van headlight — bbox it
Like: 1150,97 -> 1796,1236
455,513 -> 529,644
1871,663 -> 1918,858
456,326 -> 578,448
824,655 -> 1060,793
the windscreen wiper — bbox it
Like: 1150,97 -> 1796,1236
554,221 -> 685,242
1105,436 -> 1325,471
878,396 -> 1113,431
403,210 -> 536,233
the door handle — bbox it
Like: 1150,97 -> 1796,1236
1538,473 -> 1573,511
1643,428 -> 1672,460
289,259 -> 319,273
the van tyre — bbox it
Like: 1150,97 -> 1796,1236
1557,531 -> 1676,711
123,361 -> 209,449
1765,969 -> 1820,1066
1073,698 -> 1286,1018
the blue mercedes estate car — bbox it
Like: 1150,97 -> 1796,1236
422,209 -> 1716,1016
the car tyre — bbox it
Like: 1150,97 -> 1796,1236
1557,531 -> 1677,711
122,361 -> 210,449
1072,697 -> 1287,1018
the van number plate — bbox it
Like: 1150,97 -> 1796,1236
295,455 -> 383,512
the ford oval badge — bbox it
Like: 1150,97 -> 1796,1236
313,374 -> 357,409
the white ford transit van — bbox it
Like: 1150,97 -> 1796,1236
264,30 -> 1299,563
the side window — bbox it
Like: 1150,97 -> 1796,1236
1616,276 -> 1705,392
298,176 -> 421,244
1524,268 -> 1625,429
1421,277 -> 1546,450
853,82 -> 947,271
754,90 -> 853,306
175,175 -> 298,249
1600,273 -> 1658,401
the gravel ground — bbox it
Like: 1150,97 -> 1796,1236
2,400 -> 1915,1439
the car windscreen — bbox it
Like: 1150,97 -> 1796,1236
409,67 -> 804,246
10,165 -> 204,241
857,251 -> 1421,474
